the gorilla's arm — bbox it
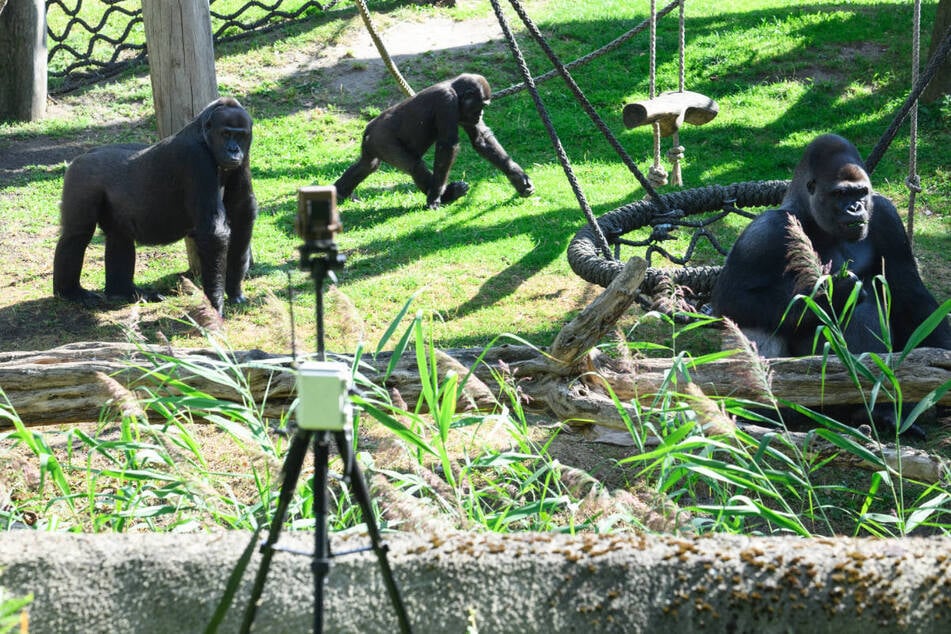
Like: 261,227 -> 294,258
462,122 -> 534,196
712,211 -> 798,334
222,166 -> 257,304
870,195 -> 951,349
428,89 -> 463,207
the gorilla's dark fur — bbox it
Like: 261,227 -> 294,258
713,133 -> 950,355
53,97 -> 257,315
711,134 -> 951,434
334,73 -> 534,208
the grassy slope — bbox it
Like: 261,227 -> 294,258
0,0 -> 947,356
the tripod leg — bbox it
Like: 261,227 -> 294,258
334,431 -> 413,634
313,432 -> 332,633
240,430 -> 312,633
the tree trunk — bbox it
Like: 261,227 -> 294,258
922,0 -> 951,103
141,0 -> 219,276
0,0 -> 46,122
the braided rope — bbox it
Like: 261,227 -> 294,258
865,22 -> 951,174
492,0 -> 680,99
354,0 -> 415,98
905,0 -> 921,247
648,0 -> 665,183
488,0 -> 612,259
502,0 -> 668,206
567,180 -> 788,306
669,0 -> 686,186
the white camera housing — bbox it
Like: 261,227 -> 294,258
296,361 -> 352,431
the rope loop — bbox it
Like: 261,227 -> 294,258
666,145 -> 686,162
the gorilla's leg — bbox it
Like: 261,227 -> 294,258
53,224 -> 98,304
53,179 -> 102,305
103,231 -> 162,302
334,153 -> 381,200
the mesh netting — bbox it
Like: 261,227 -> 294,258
45,0 -> 341,93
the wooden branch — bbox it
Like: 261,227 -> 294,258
621,90 -> 719,136
549,257 -> 646,365
739,424 -> 949,484
3,341 -> 950,429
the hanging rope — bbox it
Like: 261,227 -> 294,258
647,0 -> 669,189
493,0 -> 681,99
353,0 -> 415,97
488,0 -> 613,259
499,0 -> 669,203
667,0 -> 686,187
905,0 -> 922,248
864,22 -> 951,174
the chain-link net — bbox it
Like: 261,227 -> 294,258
46,0 -> 341,93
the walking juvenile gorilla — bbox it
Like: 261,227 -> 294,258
333,73 -> 534,208
53,97 -> 257,315
712,133 -> 951,355
711,134 -> 951,434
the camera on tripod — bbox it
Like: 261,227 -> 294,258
296,185 -> 341,247
294,185 -> 352,432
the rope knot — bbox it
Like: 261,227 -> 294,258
666,145 -> 686,162
905,174 -> 922,193
648,164 -> 668,188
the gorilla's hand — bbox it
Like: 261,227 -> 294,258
509,172 -> 534,197
429,181 -> 469,208
826,269 -> 867,312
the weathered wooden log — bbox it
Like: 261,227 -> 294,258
549,257 -> 646,365
621,90 -> 718,136
2,341 -> 950,430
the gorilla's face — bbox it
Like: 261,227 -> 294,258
808,163 -> 872,242
205,107 -> 252,171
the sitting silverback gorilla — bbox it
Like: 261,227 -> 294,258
333,73 -> 534,208
712,133 -> 951,355
53,97 -> 257,315
711,134 -> 951,434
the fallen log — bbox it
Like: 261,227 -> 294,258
2,309 -> 951,433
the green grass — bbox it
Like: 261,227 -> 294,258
2,0 -> 948,354
1,0 -> 950,538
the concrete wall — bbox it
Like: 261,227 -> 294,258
1,530 -> 950,633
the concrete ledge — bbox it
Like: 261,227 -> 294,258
1,531 -> 950,633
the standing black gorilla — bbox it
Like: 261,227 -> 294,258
333,73 -> 534,208
712,133 -> 951,357
53,97 -> 257,315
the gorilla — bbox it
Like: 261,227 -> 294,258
711,134 -> 951,433
53,97 -> 257,315
712,133 -> 951,355
333,73 -> 534,208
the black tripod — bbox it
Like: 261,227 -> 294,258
237,239 -> 412,633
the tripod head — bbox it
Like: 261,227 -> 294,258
297,186 -> 347,361
297,185 -> 346,277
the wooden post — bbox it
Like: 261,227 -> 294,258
141,0 -> 218,137
922,0 -> 951,103
141,0 -> 219,276
0,0 -> 47,122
